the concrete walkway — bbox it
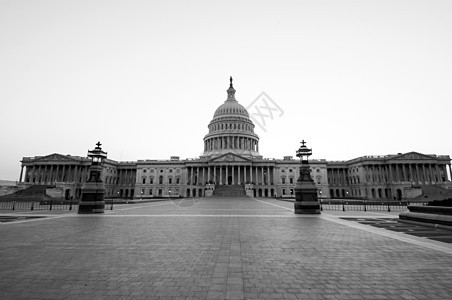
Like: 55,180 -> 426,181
1,197 -> 451,299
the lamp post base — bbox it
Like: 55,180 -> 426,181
78,182 -> 106,214
294,201 -> 321,214
78,200 -> 105,214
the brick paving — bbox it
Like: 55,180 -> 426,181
1,197 -> 452,299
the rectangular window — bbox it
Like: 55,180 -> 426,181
169,178 -> 172,184
150,177 -> 154,184
282,177 -> 286,184
282,189 -> 286,195
142,177 -> 146,184
289,178 -> 293,184
176,177 -> 180,184
149,189 -> 153,195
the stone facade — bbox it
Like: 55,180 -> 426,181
17,79 -> 452,200
328,152 -> 452,200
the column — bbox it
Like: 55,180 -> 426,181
270,166 -> 274,184
214,166 -> 217,184
408,164 -> 413,182
230,166 -> 234,185
244,166 -> 247,184
49,165 -> 53,183
399,164 -> 403,182
238,166 -> 241,184
422,164 -> 427,183
62,165 -> 67,182
19,166 -> 24,182
266,166 -> 269,184
250,166 -> 253,183
389,164 -> 393,183
220,165 -> 223,185
54,165 -> 59,182
417,164 -> 421,182
261,167 -> 264,185
448,164 -> 452,181
414,164 -> 419,182
29,166 -> 35,183
207,166 -> 210,183
77,165 -> 81,183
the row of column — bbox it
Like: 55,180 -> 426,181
20,164 -> 137,186
210,122 -> 251,132
328,168 -> 347,185
186,165 -> 274,185
329,164 -> 451,186
117,169 -> 136,185
22,164 -> 90,184
204,136 -> 258,152
364,163 -> 451,184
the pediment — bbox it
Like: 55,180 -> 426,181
34,153 -> 81,162
209,152 -> 251,163
391,152 -> 435,161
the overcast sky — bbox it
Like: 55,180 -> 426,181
1,0 -> 451,181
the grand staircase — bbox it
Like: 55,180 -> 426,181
415,184 -> 452,201
0,185 -> 54,202
212,185 -> 246,197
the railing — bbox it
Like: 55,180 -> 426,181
0,200 -> 80,211
319,199 -> 429,212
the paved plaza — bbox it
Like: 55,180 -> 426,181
1,197 -> 452,300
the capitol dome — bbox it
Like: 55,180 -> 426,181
213,97 -> 250,118
202,77 -> 261,159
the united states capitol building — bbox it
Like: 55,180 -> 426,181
18,79 -> 452,201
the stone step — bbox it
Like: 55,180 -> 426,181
213,185 -> 246,197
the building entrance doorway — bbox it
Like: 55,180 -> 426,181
228,176 -> 232,185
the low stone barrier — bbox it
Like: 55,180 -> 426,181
399,206 -> 452,227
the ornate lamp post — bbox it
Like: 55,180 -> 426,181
294,140 -> 321,214
78,142 -> 107,214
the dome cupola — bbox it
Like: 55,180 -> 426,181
202,77 -> 261,159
